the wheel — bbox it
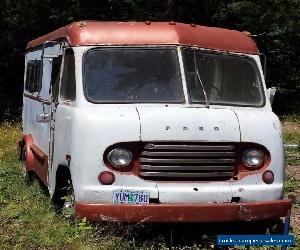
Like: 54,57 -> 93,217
21,146 -> 34,185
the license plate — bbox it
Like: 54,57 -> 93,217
113,190 -> 150,204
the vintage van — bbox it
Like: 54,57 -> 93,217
20,21 -> 292,222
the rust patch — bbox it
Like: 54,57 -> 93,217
75,200 -> 293,223
238,204 -> 252,221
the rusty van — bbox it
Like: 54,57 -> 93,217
20,21 -> 292,222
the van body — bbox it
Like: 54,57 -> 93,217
21,21 -> 292,222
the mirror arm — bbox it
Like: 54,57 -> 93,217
267,87 -> 277,105
260,53 -> 267,80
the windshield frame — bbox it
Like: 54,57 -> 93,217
82,46 -> 185,104
181,47 -> 266,108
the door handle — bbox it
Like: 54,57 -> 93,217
36,113 -> 51,123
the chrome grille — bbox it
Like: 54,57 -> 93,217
139,143 -> 236,180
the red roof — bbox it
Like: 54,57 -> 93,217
26,21 -> 259,54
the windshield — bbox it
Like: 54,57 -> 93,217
83,47 -> 184,103
182,49 -> 264,106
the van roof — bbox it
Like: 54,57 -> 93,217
26,21 -> 259,54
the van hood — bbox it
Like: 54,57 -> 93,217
136,106 -> 240,142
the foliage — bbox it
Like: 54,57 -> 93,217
0,0 -> 299,120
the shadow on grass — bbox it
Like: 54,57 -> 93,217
90,220 -> 283,249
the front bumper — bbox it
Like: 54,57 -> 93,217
75,199 -> 292,222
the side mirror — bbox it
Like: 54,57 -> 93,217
267,87 -> 276,105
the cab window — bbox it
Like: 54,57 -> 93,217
60,49 -> 76,101
51,56 -> 62,102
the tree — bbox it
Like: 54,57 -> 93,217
0,0 -> 299,121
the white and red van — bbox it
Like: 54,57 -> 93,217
20,21 -> 292,222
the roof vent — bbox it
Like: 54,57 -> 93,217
243,31 -> 252,37
190,23 -> 196,28
77,21 -> 86,28
145,21 -> 152,25
169,21 -> 176,25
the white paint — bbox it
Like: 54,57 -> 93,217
137,106 -> 240,142
23,44 -> 284,207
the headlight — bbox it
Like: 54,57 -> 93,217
107,148 -> 133,168
242,149 -> 264,168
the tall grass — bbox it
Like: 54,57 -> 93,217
0,123 -> 92,249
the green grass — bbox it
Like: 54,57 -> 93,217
282,114 -> 300,125
0,122 -> 299,249
283,116 -> 300,166
0,123 -> 90,249
285,176 -> 300,192
284,132 -> 300,144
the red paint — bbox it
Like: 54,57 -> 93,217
233,143 -> 271,181
29,145 -> 48,185
104,142 -> 271,182
22,135 -> 34,171
98,171 -> 115,185
26,21 -> 259,54
262,170 -> 274,184
22,135 -> 48,186
23,134 -> 33,145
75,199 -> 292,222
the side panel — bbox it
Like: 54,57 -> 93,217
49,105 -> 160,201
231,110 -> 284,201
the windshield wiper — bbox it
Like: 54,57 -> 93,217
193,51 -> 209,108
196,69 -> 209,108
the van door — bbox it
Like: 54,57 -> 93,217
48,48 -> 75,189
34,43 -> 62,185
32,50 -> 52,185
49,55 -> 62,175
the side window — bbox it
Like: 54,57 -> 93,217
25,60 -> 42,93
25,61 -> 34,91
51,56 -> 62,102
60,49 -> 76,101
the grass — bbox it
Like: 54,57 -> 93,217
0,123 -> 88,249
281,114 -> 300,125
0,121 -> 299,249
284,132 -> 300,145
